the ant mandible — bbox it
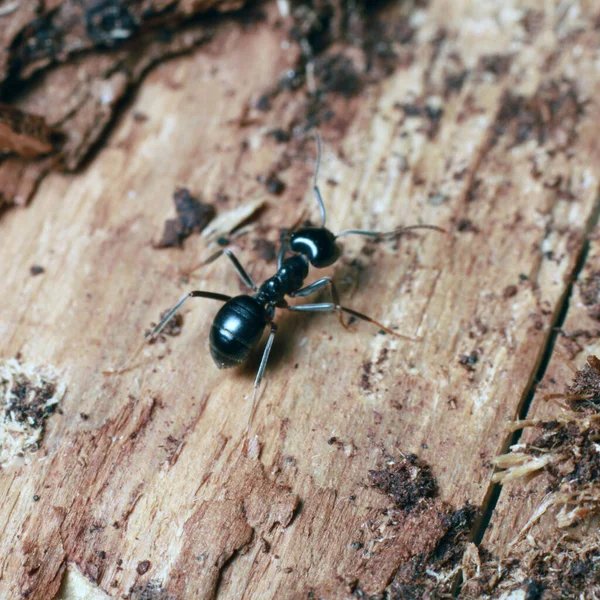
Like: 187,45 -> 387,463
114,135 -> 444,396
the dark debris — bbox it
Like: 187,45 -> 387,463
565,355 -> 600,411
145,311 -> 184,344
492,79 -> 584,149
369,453 -> 438,512
7,377 -> 57,429
155,188 -> 215,249
579,271 -> 600,321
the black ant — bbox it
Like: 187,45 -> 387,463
110,135 -> 444,404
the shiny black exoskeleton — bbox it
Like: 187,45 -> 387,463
209,232 -> 337,369
133,135 -> 444,394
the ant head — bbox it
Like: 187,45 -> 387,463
290,227 -> 341,268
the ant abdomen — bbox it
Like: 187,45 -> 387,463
210,296 -> 268,368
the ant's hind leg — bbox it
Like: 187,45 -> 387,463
104,290 -> 231,375
285,302 -> 420,341
186,249 -> 257,290
290,277 -> 349,330
253,322 -> 278,392
247,322 -> 278,429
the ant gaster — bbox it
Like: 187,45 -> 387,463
114,135 -> 443,398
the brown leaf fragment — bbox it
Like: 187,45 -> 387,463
155,187 -> 216,248
0,104 -> 59,158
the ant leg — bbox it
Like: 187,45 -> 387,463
313,133 -> 327,227
290,276 -> 349,329
254,322 -> 278,392
277,237 -> 288,270
336,224 -> 446,240
284,302 -> 420,341
186,249 -> 257,290
314,185 -> 326,228
247,322 -> 278,429
104,291 -> 231,375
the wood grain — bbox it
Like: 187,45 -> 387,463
477,229 -> 600,597
1,1 -> 600,598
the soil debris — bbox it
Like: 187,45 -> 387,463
461,535 -> 600,599
565,354 -> 600,410
492,79 -> 584,149
1,0 -> 250,92
155,188 -> 215,249
0,358 -> 66,467
493,356 -> 600,529
579,270 -> 600,321
356,451 -> 478,597
387,502 -> 478,599
369,453 -> 437,512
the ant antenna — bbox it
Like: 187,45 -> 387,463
336,224 -> 447,239
313,132 -> 327,227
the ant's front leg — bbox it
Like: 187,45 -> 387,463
185,249 -> 257,290
290,276 -> 349,330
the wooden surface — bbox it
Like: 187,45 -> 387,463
1,1 -> 600,598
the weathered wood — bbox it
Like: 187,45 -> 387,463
0,0 -> 249,212
475,230 -> 600,598
1,1 -> 600,599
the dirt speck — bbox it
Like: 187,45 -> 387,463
478,54 -> 512,76
29,265 -> 45,276
264,172 -> 286,195
145,311 -> 183,344
360,361 -> 372,391
459,351 -> 479,371
267,128 -> 290,143
136,560 -> 151,575
457,218 -> 479,233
